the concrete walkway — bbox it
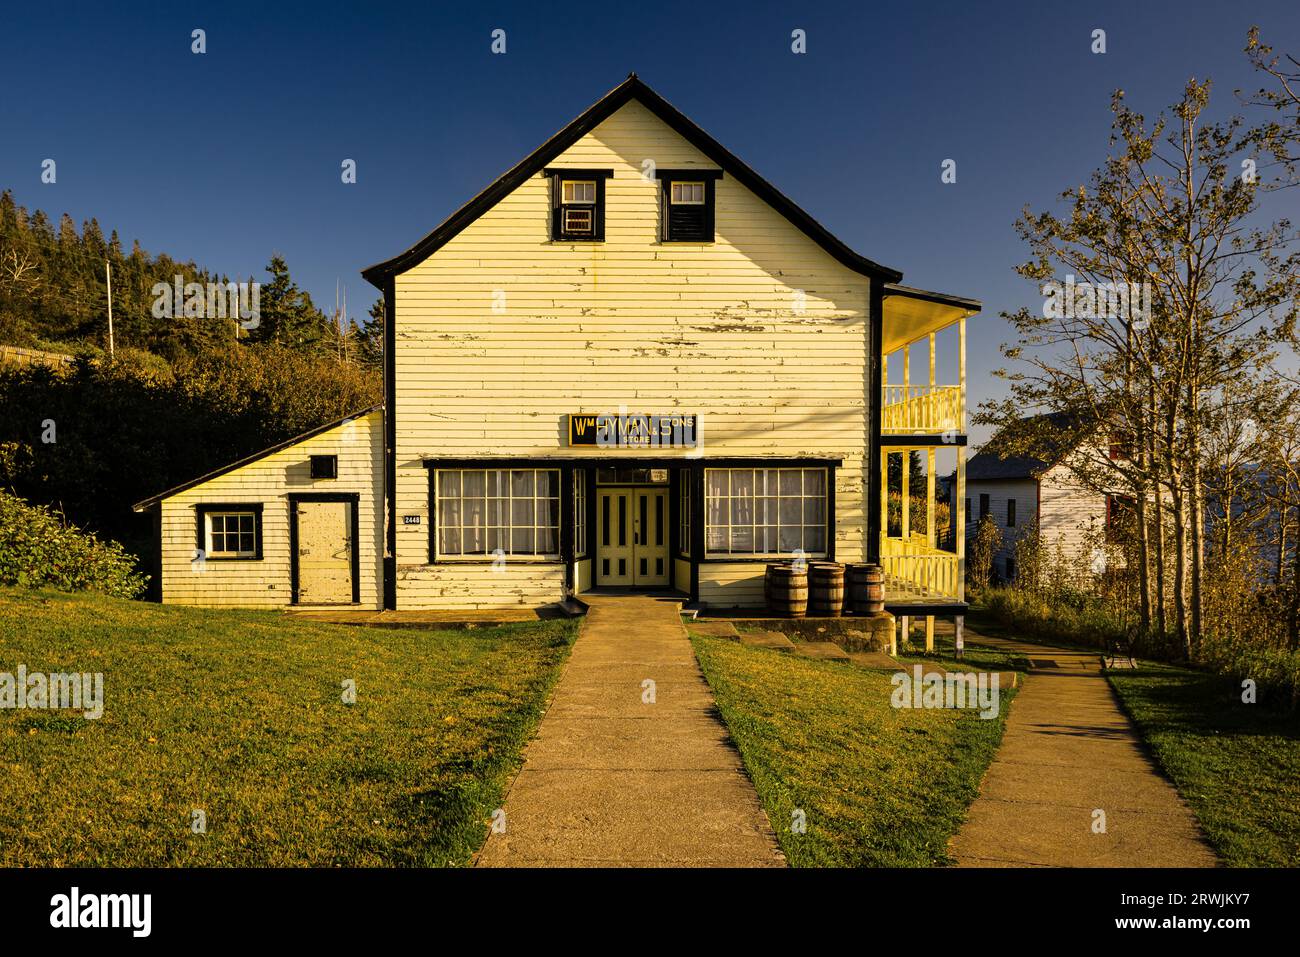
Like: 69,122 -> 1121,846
949,632 -> 1217,867
476,595 -> 784,867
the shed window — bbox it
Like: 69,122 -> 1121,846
310,455 -> 337,479
979,494 -> 990,520
1006,498 -> 1016,527
435,468 -> 560,558
705,467 -> 827,556
206,511 -> 259,558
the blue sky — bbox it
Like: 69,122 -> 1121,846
2,0 -> 1297,445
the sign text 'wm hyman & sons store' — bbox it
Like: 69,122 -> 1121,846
568,413 -> 699,449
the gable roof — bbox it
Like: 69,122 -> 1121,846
132,405 -> 382,511
361,74 -> 903,288
965,411 -> 1089,482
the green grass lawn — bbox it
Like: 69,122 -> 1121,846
1107,662 -> 1300,867
690,631 -> 1015,866
0,587 -> 576,866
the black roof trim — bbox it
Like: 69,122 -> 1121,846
883,283 -> 982,312
132,404 -> 382,511
361,74 -> 903,287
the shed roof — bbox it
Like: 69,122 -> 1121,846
132,405 -> 381,511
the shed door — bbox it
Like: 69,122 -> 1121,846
296,500 -> 353,604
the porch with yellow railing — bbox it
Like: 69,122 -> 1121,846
881,534 -> 961,602
882,384 -> 962,434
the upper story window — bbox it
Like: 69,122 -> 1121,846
656,169 -> 721,242
546,168 -> 611,242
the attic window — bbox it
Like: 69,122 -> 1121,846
546,168 -> 611,242
656,169 -> 721,242
310,455 -> 338,480
671,182 -> 706,204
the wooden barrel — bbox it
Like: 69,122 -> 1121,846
847,563 -> 884,615
763,562 -> 790,608
768,565 -> 808,618
809,563 -> 845,617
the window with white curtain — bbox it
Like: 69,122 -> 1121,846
435,469 -> 560,558
704,468 -> 827,556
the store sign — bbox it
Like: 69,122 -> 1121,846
568,413 -> 699,448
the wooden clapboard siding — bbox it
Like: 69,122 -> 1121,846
699,563 -> 766,608
575,558 -> 594,594
393,100 -> 872,608
159,411 -> 383,608
395,563 -> 564,610
673,557 -> 691,594
1038,464 -> 1108,563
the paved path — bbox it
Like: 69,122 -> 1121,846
476,595 -> 784,867
949,632 -> 1217,867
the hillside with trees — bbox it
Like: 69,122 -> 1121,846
0,190 -> 383,571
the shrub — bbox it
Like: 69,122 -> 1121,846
0,489 -> 146,598
967,514 -> 1003,592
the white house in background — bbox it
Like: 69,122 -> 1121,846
957,413 -> 1132,581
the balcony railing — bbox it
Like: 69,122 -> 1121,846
881,384 -> 961,435
881,535 -> 960,601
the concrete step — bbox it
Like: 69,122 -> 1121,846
846,651 -> 901,670
689,621 -> 741,639
794,641 -> 851,662
738,630 -> 796,653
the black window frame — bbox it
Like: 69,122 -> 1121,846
194,502 -> 264,562
429,465 -> 564,562
1006,498 -> 1016,527
545,168 -> 612,242
979,493 -> 990,520
655,168 -> 722,243
310,454 -> 338,480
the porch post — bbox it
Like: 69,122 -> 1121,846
956,445 -> 966,602
901,448 -> 910,540
926,447 -> 936,548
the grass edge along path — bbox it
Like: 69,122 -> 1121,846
0,587 -> 578,867
1106,661 -> 1300,867
690,631 -> 1016,867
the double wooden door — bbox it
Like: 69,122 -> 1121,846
596,487 -> 669,587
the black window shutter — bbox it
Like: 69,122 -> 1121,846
550,175 -> 563,241
661,179 -> 714,242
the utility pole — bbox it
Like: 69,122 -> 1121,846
105,260 -> 114,357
